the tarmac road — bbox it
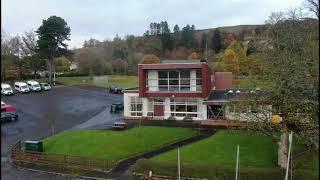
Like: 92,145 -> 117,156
1,85 -> 123,180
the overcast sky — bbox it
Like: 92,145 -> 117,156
2,0 -> 304,48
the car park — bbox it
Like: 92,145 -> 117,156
1,102 -> 18,122
27,80 -> 41,92
109,86 -> 123,93
1,83 -> 14,96
14,82 -> 30,93
39,83 -> 51,91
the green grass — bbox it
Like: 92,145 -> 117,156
43,126 -> 195,167
37,75 -> 138,88
152,130 -> 278,168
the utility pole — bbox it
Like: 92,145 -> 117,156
178,147 -> 181,180
285,131 -> 293,180
235,144 -> 240,180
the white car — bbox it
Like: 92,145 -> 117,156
1,101 -> 6,106
1,83 -> 14,96
14,82 -> 30,93
27,80 -> 41,92
39,83 -> 51,91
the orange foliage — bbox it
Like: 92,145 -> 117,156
140,54 -> 160,64
188,52 -> 199,60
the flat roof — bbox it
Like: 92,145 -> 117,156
204,89 -> 267,103
161,60 -> 203,64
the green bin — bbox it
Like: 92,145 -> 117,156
24,140 -> 43,152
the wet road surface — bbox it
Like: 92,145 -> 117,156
1,85 -> 123,180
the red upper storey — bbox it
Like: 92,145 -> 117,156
138,61 -> 215,98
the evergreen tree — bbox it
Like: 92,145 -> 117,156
211,29 -> 222,53
200,33 -> 208,53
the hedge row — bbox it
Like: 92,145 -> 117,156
133,159 -> 318,180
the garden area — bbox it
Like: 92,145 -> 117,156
42,126 -> 196,167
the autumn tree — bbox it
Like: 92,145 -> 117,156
140,54 -> 160,64
188,52 -> 199,60
36,16 -> 71,84
54,56 -> 70,72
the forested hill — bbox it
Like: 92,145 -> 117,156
74,22 -> 269,76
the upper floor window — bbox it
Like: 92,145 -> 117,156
158,70 -> 191,92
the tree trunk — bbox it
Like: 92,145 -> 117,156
278,130 -> 288,169
34,69 -> 37,79
48,58 -> 53,85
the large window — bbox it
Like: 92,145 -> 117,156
170,98 -> 199,117
130,96 -> 143,116
158,70 -> 191,92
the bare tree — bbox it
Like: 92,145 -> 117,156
305,0 -> 319,19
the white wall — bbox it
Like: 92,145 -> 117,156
190,70 -> 197,91
147,70 -> 158,91
225,105 -> 272,122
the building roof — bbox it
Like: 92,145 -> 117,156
204,89 -> 268,103
161,60 -> 203,64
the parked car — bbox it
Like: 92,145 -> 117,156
27,80 -> 41,92
110,103 -> 124,113
1,83 -> 14,96
14,82 -> 30,93
1,102 -> 18,122
112,121 -> 127,130
109,86 -> 123,93
39,83 -> 51,91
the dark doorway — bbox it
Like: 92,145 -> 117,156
207,105 -> 224,120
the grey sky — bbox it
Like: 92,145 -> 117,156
2,0 -> 303,48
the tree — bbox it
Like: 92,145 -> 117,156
54,56 -> 70,72
240,6 -> 319,168
227,40 -> 247,75
211,29 -> 222,53
188,52 -> 199,60
140,54 -> 160,64
305,0 -> 319,19
200,33 -> 208,53
222,49 -> 239,74
21,30 -> 46,78
36,16 -> 71,84
173,24 -> 180,35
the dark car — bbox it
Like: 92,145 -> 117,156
110,103 -> 124,113
109,86 -> 123,93
1,105 -> 18,122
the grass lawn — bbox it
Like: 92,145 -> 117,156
37,75 -> 138,89
43,126 -> 196,167
152,130 -> 278,168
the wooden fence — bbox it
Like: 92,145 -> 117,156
11,141 -> 109,176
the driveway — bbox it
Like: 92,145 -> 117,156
1,85 -> 123,180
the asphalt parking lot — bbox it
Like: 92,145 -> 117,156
1,85 -> 123,180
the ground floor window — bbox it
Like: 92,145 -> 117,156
170,98 -> 199,117
130,96 -> 143,116
147,98 -> 164,117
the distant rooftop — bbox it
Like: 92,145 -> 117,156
161,59 -> 205,64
